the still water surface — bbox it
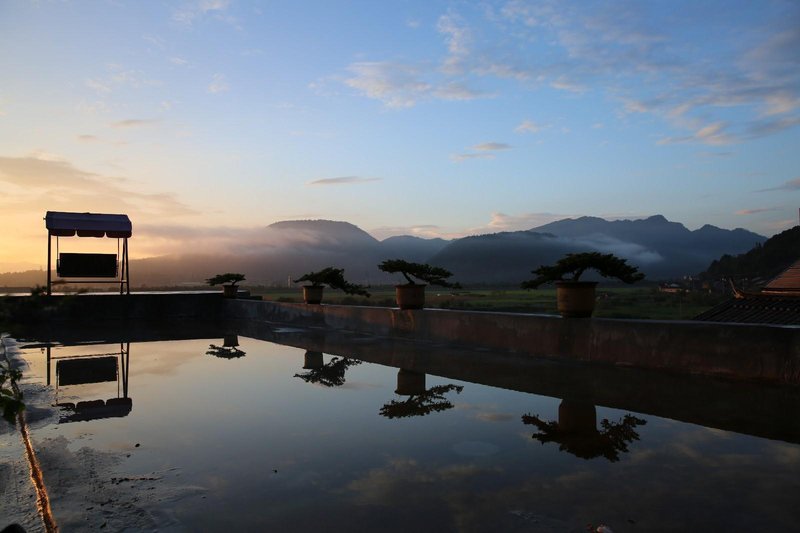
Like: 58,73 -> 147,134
18,336 -> 800,532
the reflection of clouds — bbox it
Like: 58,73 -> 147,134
336,381 -> 381,391
345,456 -> 502,524
769,443 -> 800,466
452,441 -> 500,457
552,469 -> 596,489
346,458 -> 434,505
474,412 -> 515,423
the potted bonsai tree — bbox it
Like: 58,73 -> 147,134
206,272 -> 245,299
293,267 -> 370,304
378,259 -> 459,310
521,252 -> 644,318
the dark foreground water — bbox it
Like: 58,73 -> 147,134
13,335 -> 800,532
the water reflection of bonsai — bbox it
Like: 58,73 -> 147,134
379,369 -> 464,419
206,335 -> 246,359
522,400 -> 646,462
294,353 -> 361,387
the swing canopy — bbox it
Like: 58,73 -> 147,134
45,211 -> 132,238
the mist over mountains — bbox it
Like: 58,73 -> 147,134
435,215 -> 765,283
0,216 -> 765,288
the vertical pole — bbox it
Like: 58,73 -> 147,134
47,233 -> 52,296
123,342 -> 130,398
125,238 -> 130,295
119,239 -> 124,295
46,345 -> 51,387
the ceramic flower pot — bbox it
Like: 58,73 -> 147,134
555,281 -> 598,318
303,285 -> 324,304
223,285 -> 238,299
395,284 -> 426,310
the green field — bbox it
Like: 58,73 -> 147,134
250,285 -> 727,320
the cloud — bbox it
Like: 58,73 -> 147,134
452,142 -> 511,162
571,234 -> 664,264
369,224 -> 452,240
169,57 -> 189,66
110,119 -> 159,128
745,115 -> 800,138
450,152 -> 495,162
438,11 -> 472,74
658,122 -> 736,146
85,78 -> 112,95
696,151 -> 733,158
173,0 -> 231,25
735,208 -> 781,215
0,154 -> 198,221
483,212 -> 569,232
433,82 -> 490,101
344,61 -> 489,107
515,120 -> 546,134
307,176 -> 381,186
85,65 -> 161,96
338,3 -> 800,144
344,62 -> 432,108
756,177 -> 800,193
77,134 -> 99,142
208,73 -> 229,94
473,142 -> 510,151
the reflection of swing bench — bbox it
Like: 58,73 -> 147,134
57,253 -> 118,278
58,398 -> 133,423
46,343 -> 133,423
45,211 -> 132,295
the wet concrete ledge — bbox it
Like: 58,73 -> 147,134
225,299 -> 800,384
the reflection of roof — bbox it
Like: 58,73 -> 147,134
694,295 -> 800,325
58,397 -> 132,422
45,211 -> 132,238
762,259 -> 800,296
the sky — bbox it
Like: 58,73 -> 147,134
1,0 -> 799,271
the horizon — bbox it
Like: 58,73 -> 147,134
0,212 -> 774,275
1,1 -> 799,270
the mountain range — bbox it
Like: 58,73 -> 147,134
0,215 -> 766,288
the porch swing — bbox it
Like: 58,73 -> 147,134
45,211 -> 132,295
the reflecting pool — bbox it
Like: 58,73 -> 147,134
13,334 -> 800,532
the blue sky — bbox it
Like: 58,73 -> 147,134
0,0 -> 798,269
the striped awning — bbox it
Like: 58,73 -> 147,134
45,211 -> 132,238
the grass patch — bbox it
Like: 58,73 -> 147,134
250,286 -> 727,320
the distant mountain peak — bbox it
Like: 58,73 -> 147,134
646,214 -> 669,222
268,219 -> 361,230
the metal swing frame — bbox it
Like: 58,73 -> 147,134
45,211 -> 132,295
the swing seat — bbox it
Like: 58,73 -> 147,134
57,252 -> 118,278
56,356 -> 118,385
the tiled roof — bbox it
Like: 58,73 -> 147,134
763,259 -> 800,295
694,295 -> 800,325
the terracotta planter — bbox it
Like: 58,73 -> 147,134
395,369 -> 426,395
395,284 -> 426,310
303,285 -> 324,304
555,281 -> 598,318
223,334 -> 239,347
222,285 -> 238,299
303,351 -> 324,369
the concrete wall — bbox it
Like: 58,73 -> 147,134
225,300 -> 800,384
7,294 -> 799,384
3,293 -> 224,323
